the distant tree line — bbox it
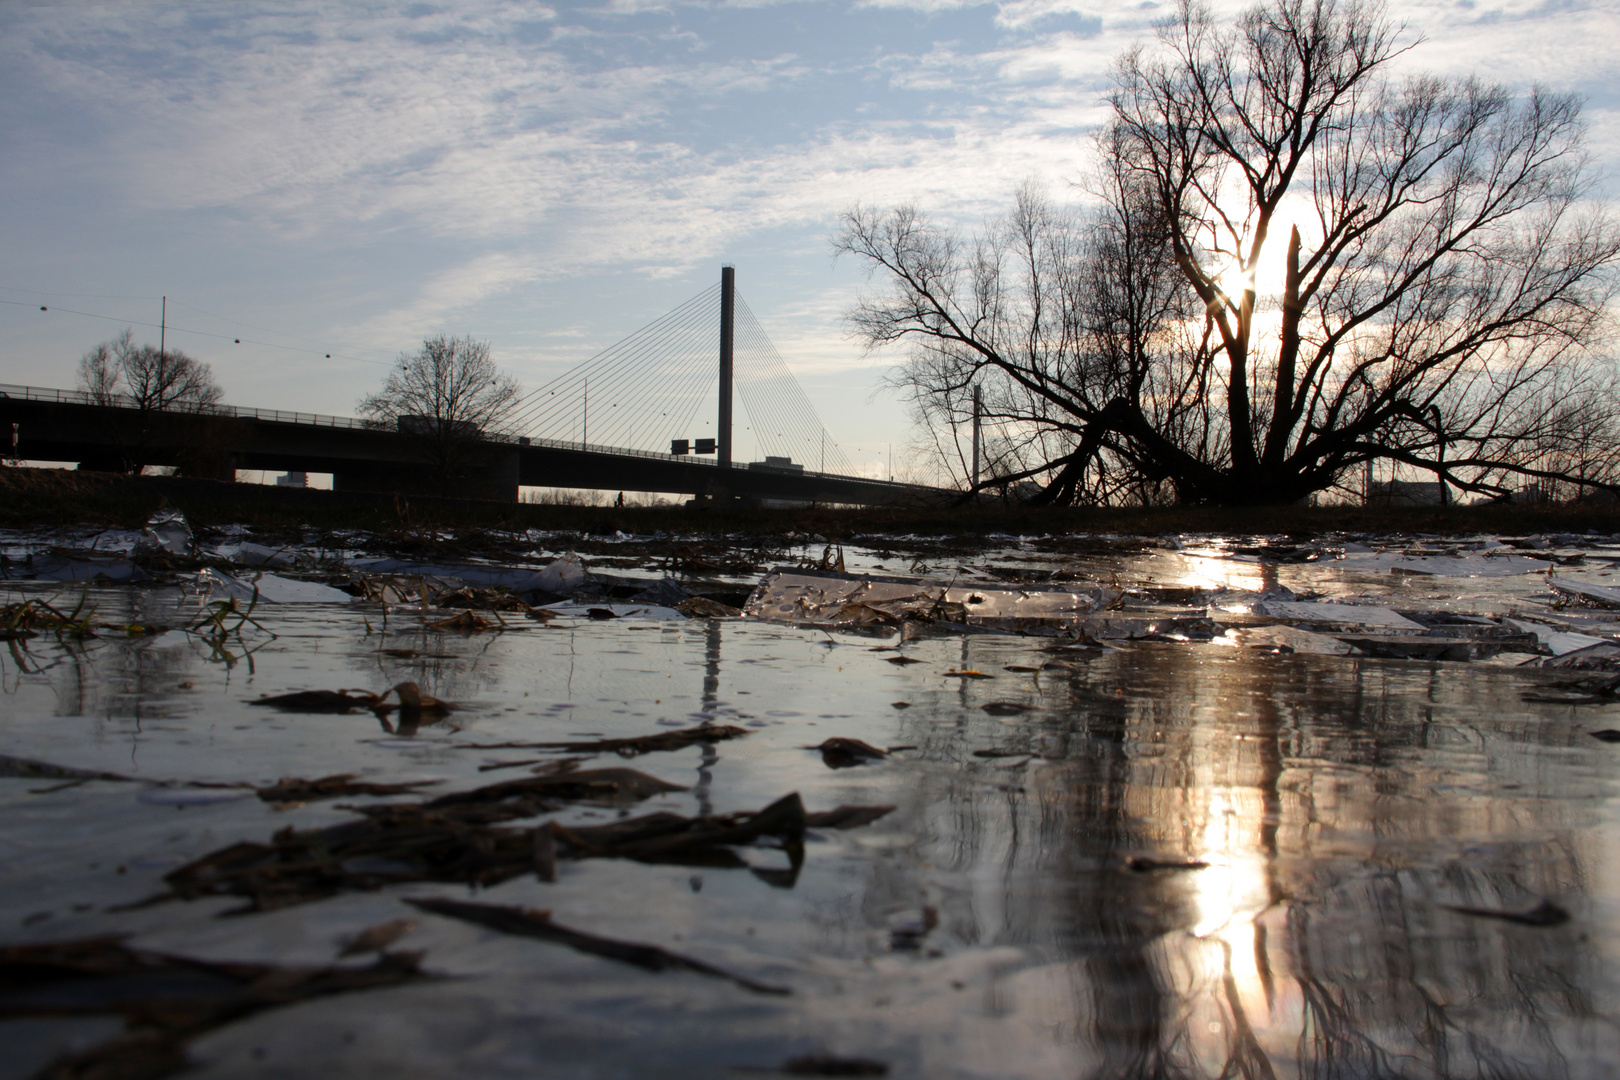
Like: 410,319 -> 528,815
840,0 -> 1620,506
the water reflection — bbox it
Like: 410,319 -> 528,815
347,629 -> 506,713
3,577 -> 1616,1077
694,621 -> 722,817
1161,551 -> 1282,594
894,643 -> 1612,1078
3,589 -> 209,721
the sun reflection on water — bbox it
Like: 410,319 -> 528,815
1164,552 -> 1277,593
1178,769 -> 1301,1074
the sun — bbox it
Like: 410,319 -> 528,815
1214,257 -> 1257,303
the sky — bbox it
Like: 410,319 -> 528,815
3,0 -> 1618,480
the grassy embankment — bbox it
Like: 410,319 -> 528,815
3,467 -> 1617,538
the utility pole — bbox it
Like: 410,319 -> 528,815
718,265 -> 734,469
970,384 -> 981,492
160,296 -> 166,360
1431,405 -> 1448,507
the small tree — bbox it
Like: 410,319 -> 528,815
122,345 -> 223,415
358,334 -> 522,480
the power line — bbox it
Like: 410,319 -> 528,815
1,298 -> 389,367
166,298 -> 344,355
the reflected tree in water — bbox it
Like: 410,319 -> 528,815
881,642 -> 1608,1077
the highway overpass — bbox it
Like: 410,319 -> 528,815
0,384 -> 947,506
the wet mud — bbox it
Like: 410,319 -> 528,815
3,520 -> 1620,1077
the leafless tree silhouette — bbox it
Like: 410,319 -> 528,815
358,334 -> 522,488
839,0 -> 1620,505
77,329 -> 223,415
75,329 -> 227,474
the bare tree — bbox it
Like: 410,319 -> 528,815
72,330 -> 227,475
840,0 -> 1620,505
76,329 -> 223,414
121,345 -> 223,415
77,330 -> 129,406
358,334 -> 522,479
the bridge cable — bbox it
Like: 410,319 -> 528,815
510,296 -> 715,440
733,307 -> 816,466
582,299 -> 718,450
733,302 -> 809,463
511,293 -> 709,437
734,298 -> 826,454
573,296 -> 718,448
514,309 -> 712,444
733,293 -> 854,474
503,282 -> 855,476
508,286 -> 716,435
509,285 -> 719,440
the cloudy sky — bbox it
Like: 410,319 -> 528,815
3,0 -> 1617,476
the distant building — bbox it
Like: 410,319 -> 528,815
747,456 -> 804,475
1507,483 -> 1550,505
275,471 -> 307,488
1366,480 -> 1444,507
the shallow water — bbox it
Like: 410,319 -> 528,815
4,536 -> 1620,1079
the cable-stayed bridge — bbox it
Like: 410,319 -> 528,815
510,267 -> 856,476
1,269 -> 944,506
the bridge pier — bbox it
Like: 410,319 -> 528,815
182,451 -> 239,483
333,445 -> 519,503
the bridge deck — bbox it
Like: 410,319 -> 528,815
0,384 -> 946,505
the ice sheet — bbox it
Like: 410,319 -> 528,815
1257,600 -> 1427,629
1337,553 -> 1554,576
744,568 -> 1119,628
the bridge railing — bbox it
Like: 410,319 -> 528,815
507,434 -> 933,492
1,382 -> 937,492
0,382 -> 376,430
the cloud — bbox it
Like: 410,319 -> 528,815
9,0 -> 1609,271
7,2 -> 1125,293
5,5 -> 848,243
854,0 -> 979,11
336,250 -> 547,353
3,0 -> 1615,419
992,0 -> 1104,32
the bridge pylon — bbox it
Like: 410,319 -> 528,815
718,265 -> 734,470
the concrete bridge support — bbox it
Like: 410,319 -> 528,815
333,445 -> 520,502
